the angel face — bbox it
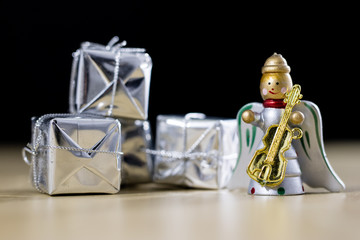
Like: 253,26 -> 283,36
260,73 -> 293,100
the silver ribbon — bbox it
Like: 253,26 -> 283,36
23,144 -> 123,166
107,50 -> 121,116
79,36 -> 144,53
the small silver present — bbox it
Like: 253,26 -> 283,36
69,36 -> 152,120
153,113 -> 239,189
119,118 -> 153,184
23,114 -> 122,195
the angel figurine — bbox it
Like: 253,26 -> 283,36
228,53 -> 345,195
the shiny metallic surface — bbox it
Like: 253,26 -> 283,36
153,114 -> 238,189
27,114 -> 122,195
69,37 -> 152,120
119,118 -> 153,184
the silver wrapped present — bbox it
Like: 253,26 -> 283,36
22,114 -> 122,195
153,113 -> 239,189
119,118 -> 153,184
69,36 -> 152,120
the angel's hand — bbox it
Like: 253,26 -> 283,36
242,110 -> 255,123
290,111 -> 305,125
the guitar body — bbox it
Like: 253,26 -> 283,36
246,124 -> 293,187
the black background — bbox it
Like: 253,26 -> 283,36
1,2 -> 359,143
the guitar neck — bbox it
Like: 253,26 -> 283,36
264,85 -> 302,165
266,104 -> 293,163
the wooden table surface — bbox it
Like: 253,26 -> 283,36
0,141 -> 359,240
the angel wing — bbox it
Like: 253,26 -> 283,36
227,102 -> 264,190
293,100 -> 345,192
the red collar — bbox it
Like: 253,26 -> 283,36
263,99 -> 287,108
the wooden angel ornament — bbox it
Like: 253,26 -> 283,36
228,53 -> 345,195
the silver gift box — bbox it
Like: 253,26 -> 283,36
119,118 -> 153,184
153,113 -> 239,189
23,114 -> 122,195
69,36 -> 152,120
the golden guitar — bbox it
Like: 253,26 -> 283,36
246,84 -> 303,187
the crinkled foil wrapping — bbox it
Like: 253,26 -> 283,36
26,114 -> 122,195
153,114 -> 239,189
119,118 -> 153,184
69,38 -> 152,120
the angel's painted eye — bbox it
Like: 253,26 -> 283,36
268,82 -> 271,85
276,82 -> 279,85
